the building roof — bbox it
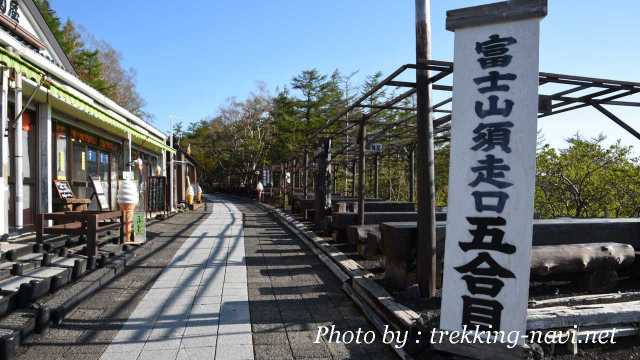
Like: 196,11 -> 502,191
22,0 -> 76,75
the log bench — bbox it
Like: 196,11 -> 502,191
292,196 -> 383,220
332,201 -> 415,213
36,211 -> 123,269
346,225 -> 380,259
380,222 -> 447,290
379,219 -> 640,291
531,243 -> 635,292
532,218 -> 640,249
330,212 -> 447,244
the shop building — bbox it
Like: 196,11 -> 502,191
0,0 -> 174,234
168,143 -> 198,208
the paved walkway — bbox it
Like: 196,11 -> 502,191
98,198 -> 250,360
16,195 -> 397,360
236,198 -> 397,360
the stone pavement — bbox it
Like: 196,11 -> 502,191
95,198 -> 251,360
235,199 -> 398,360
15,195 -> 397,360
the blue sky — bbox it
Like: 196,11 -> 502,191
51,1 -> 640,151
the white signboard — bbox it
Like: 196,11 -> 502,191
440,17 -> 542,337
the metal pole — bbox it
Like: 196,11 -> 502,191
415,0 -> 437,298
374,153 -> 379,199
327,139 -> 332,208
14,71 -> 23,230
351,160 -> 356,197
289,160 -> 294,208
169,118 -> 174,211
0,69 -> 8,234
357,119 -> 366,225
303,150 -> 309,199
282,162 -> 288,209
344,163 -> 349,195
127,132 -> 132,172
292,159 -> 297,193
409,147 -> 415,203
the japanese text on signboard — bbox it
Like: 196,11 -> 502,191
456,34 -> 519,331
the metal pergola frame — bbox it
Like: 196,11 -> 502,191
272,58 -> 640,297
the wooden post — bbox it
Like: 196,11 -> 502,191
119,212 -> 125,244
357,119 -> 366,225
87,214 -> 98,269
36,214 -> 44,243
333,170 -> 337,196
314,139 -> 330,226
415,0 -> 437,298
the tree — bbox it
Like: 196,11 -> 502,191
33,0 -> 150,120
91,39 -> 151,120
535,134 -> 640,218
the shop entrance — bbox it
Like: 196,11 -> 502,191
86,148 -> 112,210
53,124 -> 121,212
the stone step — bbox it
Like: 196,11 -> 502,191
14,253 -> 43,265
42,235 -> 69,253
0,296 -> 11,318
0,243 -> 34,262
0,275 -> 51,308
22,267 -> 71,292
48,256 -> 87,279
0,263 -> 13,282
99,244 -> 123,257
10,262 -> 37,276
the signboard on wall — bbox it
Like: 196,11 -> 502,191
133,211 -> 146,243
148,176 -> 167,212
440,2 -> 546,338
90,176 -> 109,211
53,179 -> 74,199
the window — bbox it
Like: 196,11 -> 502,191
100,152 -> 109,181
87,148 -> 98,178
22,113 -> 34,178
72,140 -> 86,182
54,124 -> 68,180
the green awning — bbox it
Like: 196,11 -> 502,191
0,47 -> 175,154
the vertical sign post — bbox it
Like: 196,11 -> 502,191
441,0 -> 547,339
